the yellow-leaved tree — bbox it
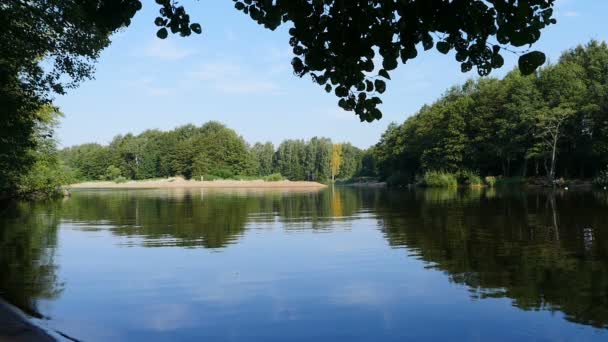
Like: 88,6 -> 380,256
331,144 -> 343,182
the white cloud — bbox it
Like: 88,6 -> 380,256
563,11 -> 580,17
190,61 -> 282,95
143,39 -> 193,60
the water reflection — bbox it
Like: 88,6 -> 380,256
0,187 -> 608,337
0,201 -> 63,317
376,188 -> 608,328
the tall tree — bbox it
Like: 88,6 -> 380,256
331,144 -> 343,181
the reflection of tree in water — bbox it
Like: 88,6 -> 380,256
59,188 -> 366,248
376,189 -> 608,328
0,201 -> 63,317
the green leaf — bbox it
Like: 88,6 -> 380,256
382,57 -> 398,71
374,79 -> 386,94
156,28 -> 168,39
436,41 -> 450,54
492,54 -> 504,68
190,23 -> 202,34
335,86 -> 348,97
518,51 -> 546,75
378,69 -> 391,80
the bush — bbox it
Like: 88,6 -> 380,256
113,176 -> 127,183
263,173 -> 284,182
593,167 -> 608,188
484,176 -> 496,187
420,171 -> 458,188
104,165 -> 122,180
456,170 -> 482,187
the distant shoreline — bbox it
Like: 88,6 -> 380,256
69,178 -> 327,189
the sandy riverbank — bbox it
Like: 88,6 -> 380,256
69,178 -> 327,190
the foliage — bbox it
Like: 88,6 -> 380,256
419,171 -> 458,188
593,167 -> 608,188
104,165 -> 122,181
113,176 -> 128,184
374,41 -> 608,186
1,1 -> 556,196
456,170 -> 483,187
485,176 -> 497,187
263,173 -> 285,182
233,0 -> 555,121
14,107 -> 72,199
60,122 -> 368,184
331,144 -> 343,181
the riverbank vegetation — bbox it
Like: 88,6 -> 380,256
373,41 -> 608,187
6,41 -> 608,198
59,122 -> 374,185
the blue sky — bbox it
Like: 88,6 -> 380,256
55,0 -> 607,149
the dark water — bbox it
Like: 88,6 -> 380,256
1,187 -> 608,341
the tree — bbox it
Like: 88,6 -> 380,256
534,62 -> 586,181
331,144 -> 343,181
373,41 -> 608,185
337,143 -> 363,180
251,142 -> 275,176
1,1 -> 557,196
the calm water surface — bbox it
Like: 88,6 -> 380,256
1,187 -> 608,341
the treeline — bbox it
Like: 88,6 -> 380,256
373,41 -> 608,185
59,121 -> 374,183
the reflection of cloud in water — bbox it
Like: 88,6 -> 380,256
141,303 -> 193,332
331,282 -> 391,307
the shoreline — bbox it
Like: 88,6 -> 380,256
68,179 -> 327,190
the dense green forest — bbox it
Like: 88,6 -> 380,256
8,41 -> 608,198
373,41 -> 608,186
59,121 -> 374,183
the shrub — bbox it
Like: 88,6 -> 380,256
104,165 -> 122,181
421,171 -> 458,188
113,176 -> 127,183
484,176 -> 496,187
456,170 -> 482,187
263,173 -> 284,182
211,168 -> 235,180
593,167 -> 608,188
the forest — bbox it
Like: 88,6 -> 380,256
58,121 -> 374,184
373,41 -> 608,186
8,41 -> 608,198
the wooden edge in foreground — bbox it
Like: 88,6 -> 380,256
0,299 -> 55,342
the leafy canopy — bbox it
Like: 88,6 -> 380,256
3,0 -> 555,120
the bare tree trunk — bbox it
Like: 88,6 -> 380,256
522,158 -> 528,177
549,134 -> 558,183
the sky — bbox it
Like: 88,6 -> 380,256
55,0 -> 608,149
